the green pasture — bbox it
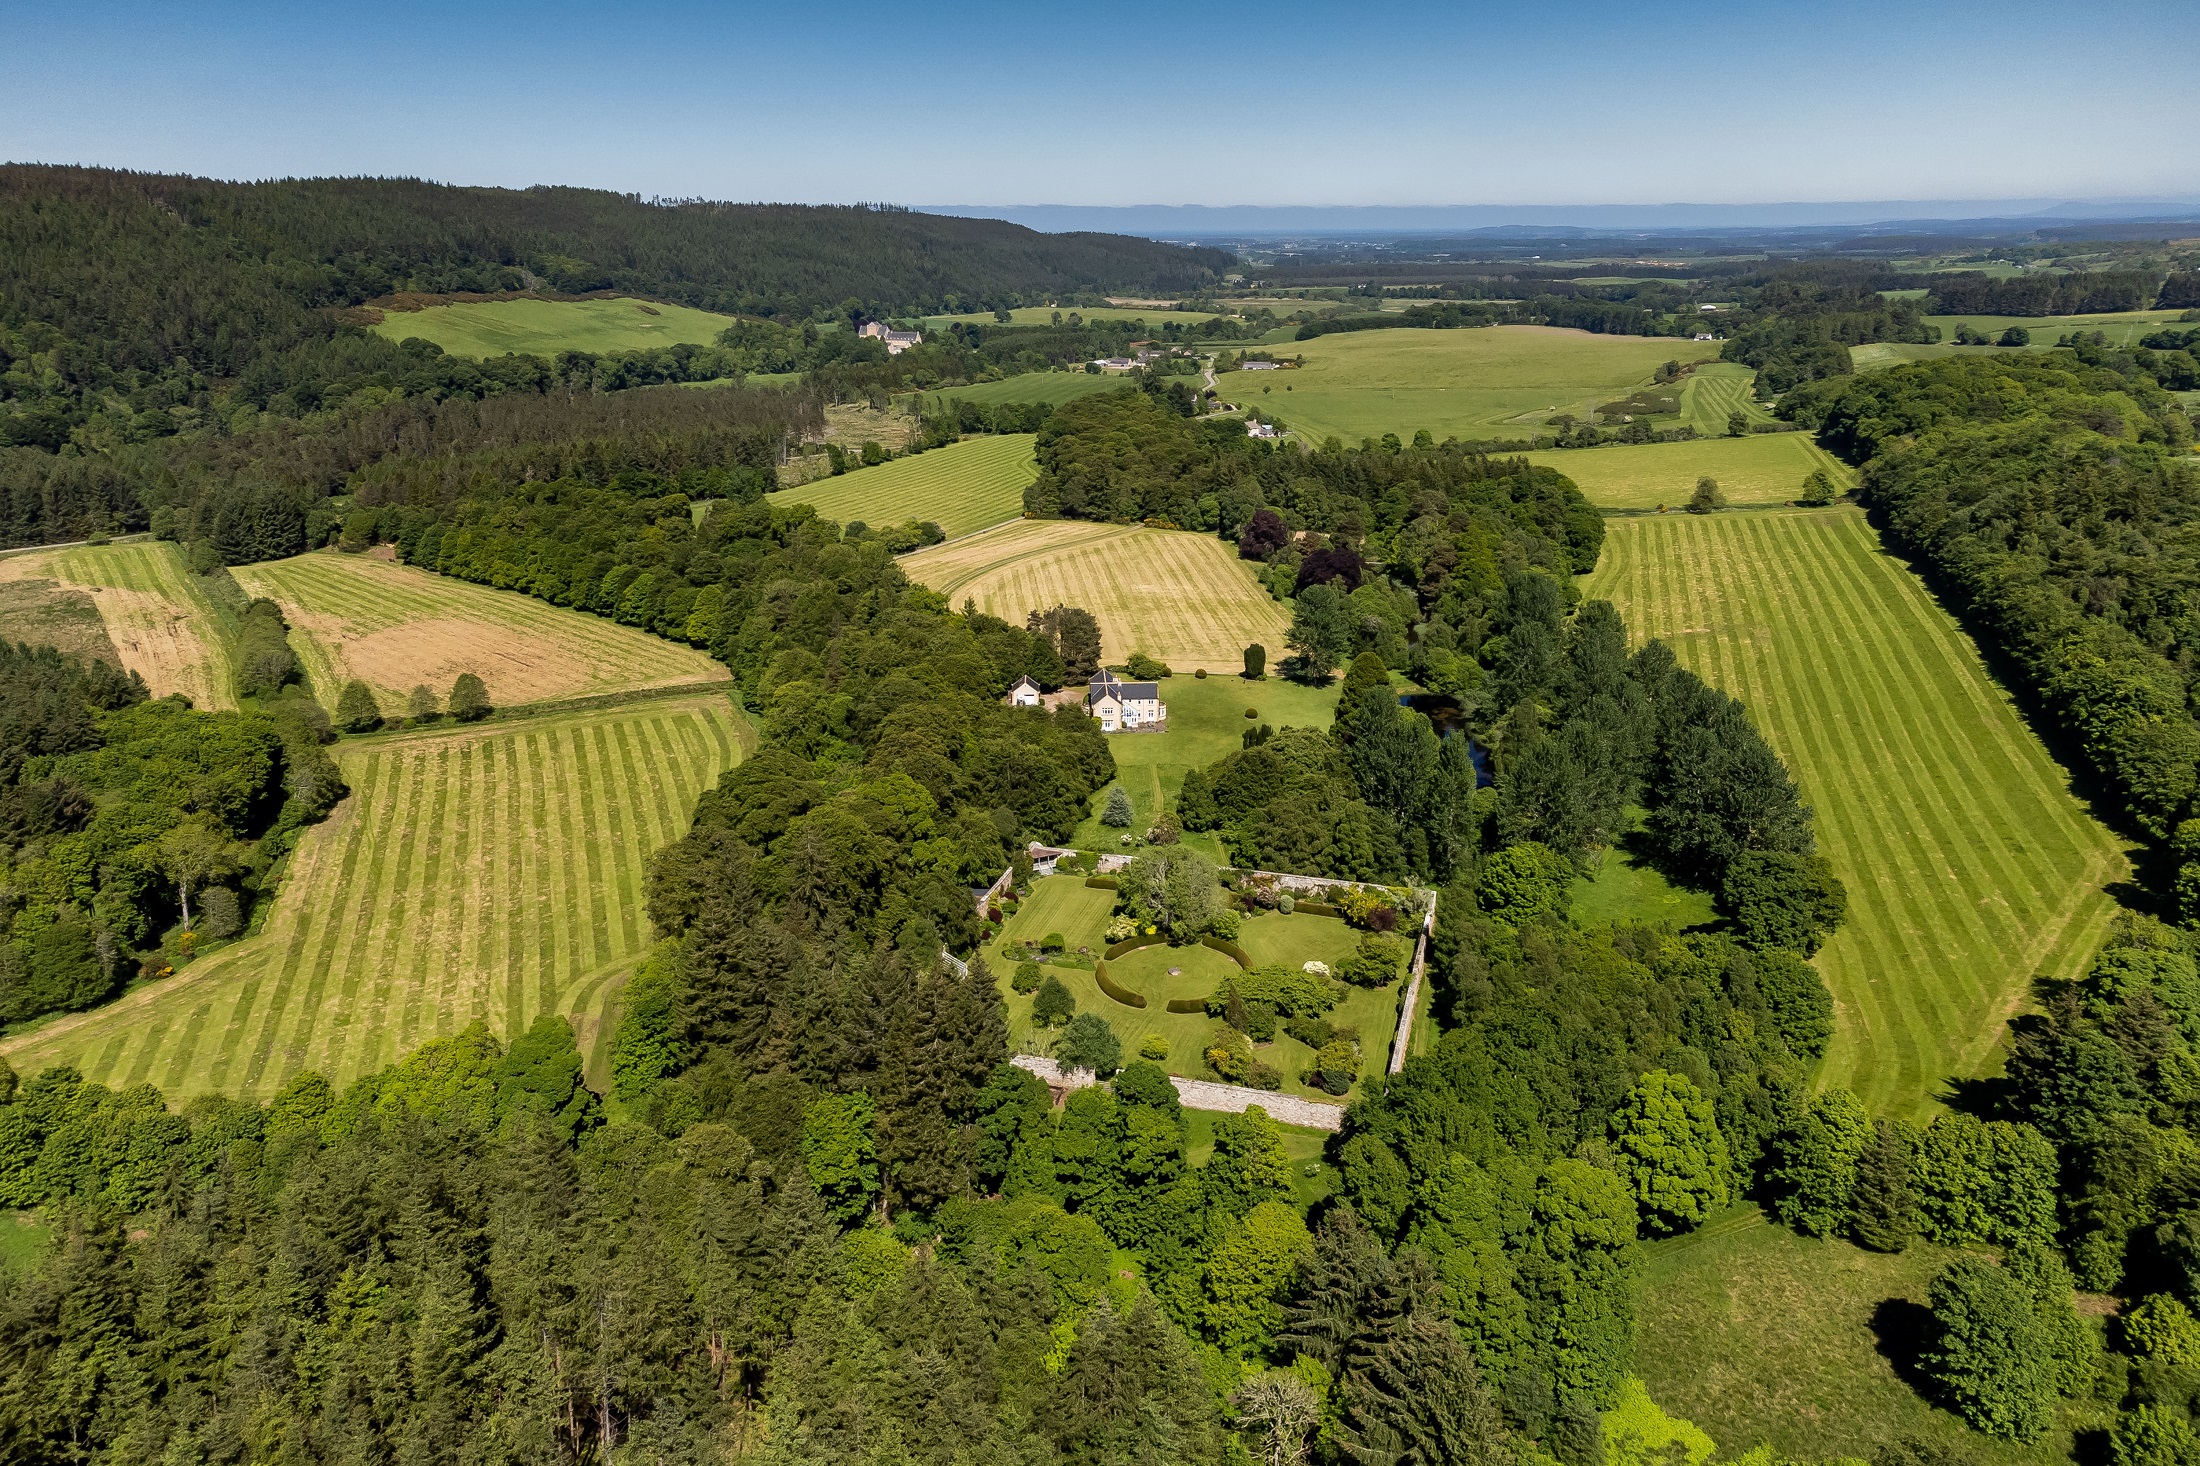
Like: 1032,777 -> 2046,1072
0,695 -> 747,1100
1245,326 -> 1722,443
366,296 -> 741,358
921,372 -> 1141,411
768,433 -> 1037,538
1524,432 -> 1853,511
1852,310 -> 2190,371
1588,508 -> 2130,1119
1638,1207 -> 2083,1464
990,877 -> 1400,1102
1070,674 -> 1344,856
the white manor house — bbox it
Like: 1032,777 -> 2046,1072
1085,668 -> 1165,731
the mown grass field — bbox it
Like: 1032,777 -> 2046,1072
1586,507 -> 2130,1119
1251,326 -> 1722,442
0,695 -> 747,1100
1676,362 -> 1774,434
234,552 -> 728,716
1068,674 -> 1342,857
768,433 -> 1036,538
365,296 -> 741,358
921,372 -> 1139,411
0,540 -> 234,708
901,520 -> 1290,672
1853,310 -> 2190,371
1638,1207 -> 2079,1464
1524,433 -> 1853,510
990,877 -> 1396,1101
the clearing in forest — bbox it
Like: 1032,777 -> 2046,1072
363,296 -> 740,358
900,519 -> 1290,672
1637,1207 -> 2069,1466
1243,326 -> 1722,443
233,552 -> 728,716
0,540 -> 234,708
769,433 -> 1038,539
0,695 -> 748,1100
1587,507 -> 2130,1119
1524,433 -> 1853,510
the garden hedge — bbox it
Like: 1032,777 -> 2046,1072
1084,876 -> 1119,891
1094,961 -> 1148,1009
1105,933 -> 1171,960
1199,935 -> 1253,969
1166,998 -> 1206,1014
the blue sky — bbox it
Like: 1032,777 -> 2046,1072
5,0 -> 2195,210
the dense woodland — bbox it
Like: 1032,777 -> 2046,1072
0,164 -> 1221,475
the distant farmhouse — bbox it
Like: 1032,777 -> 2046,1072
1087,668 -> 1164,731
1246,420 -> 1281,439
1240,359 -> 1281,371
1007,675 -> 1043,707
859,320 -> 924,355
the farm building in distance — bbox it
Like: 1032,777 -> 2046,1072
858,320 -> 924,354
1087,668 -> 1164,731
1006,675 -> 1043,707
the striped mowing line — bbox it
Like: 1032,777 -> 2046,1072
1587,508 -> 2128,1118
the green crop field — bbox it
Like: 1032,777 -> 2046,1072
233,552 -> 728,716
768,433 -> 1036,538
1586,508 -> 2130,1119
990,878 -> 1397,1101
1676,362 -> 1773,435
1524,433 -> 1853,510
901,519 -> 1290,672
1246,326 -> 1723,443
0,540 -> 235,708
1853,310 -> 2189,371
0,695 -> 747,1101
1638,1208 -> 2075,1464
1069,674 -> 1343,857
365,296 -> 741,358
921,372 -> 1140,411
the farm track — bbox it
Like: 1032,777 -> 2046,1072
0,695 -> 746,1100
1588,508 -> 2129,1119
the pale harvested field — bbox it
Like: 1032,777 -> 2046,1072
901,519 -> 1290,670
0,695 -> 747,1099
0,541 -> 234,708
233,552 -> 728,715
1587,508 -> 2130,1119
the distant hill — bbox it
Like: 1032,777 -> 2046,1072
0,164 -> 1229,456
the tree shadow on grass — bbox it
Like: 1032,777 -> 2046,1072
1869,1296 -> 1940,1400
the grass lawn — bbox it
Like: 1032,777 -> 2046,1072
1637,1207 -> 2087,1464
0,695 -> 747,1101
1587,508 -> 2131,1119
1525,433 -> 1853,511
233,551 -> 727,717
1068,674 -> 1342,857
0,1211 -> 51,1278
366,296 -> 740,357
902,521 -> 1290,674
767,433 -> 1036,539
1571,838 -> 1719,930
990,882 -> 1398,1102
1248,326 -> 1722,443
920,372 -> 1141,411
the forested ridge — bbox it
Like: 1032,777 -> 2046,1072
0,164 -> 1222,520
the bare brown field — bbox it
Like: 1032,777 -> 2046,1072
0,542 -> 234,707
